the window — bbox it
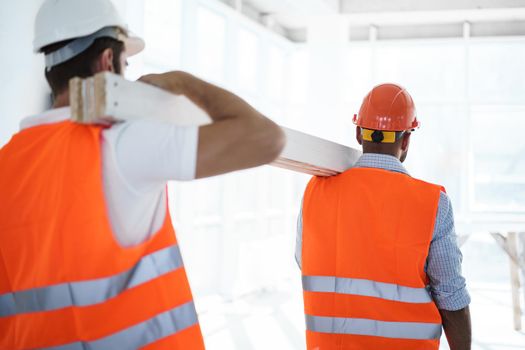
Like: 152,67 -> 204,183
236,27 -> 260,93
342,44 -> 373,105
469,40 -> 525,104
143,0 -> 181,68
288,49 -> 310,105
470,106 -> 525,212
196,6 -> 226,83
374,41 -> 465,103
265,44 -> 286,102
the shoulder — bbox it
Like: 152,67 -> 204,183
408,175 -> 445,192
437,191 -> 452,216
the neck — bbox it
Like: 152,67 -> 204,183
362,149 -> 401,160
53,90 -> 69,108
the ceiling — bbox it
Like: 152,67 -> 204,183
224,0 -> 525,41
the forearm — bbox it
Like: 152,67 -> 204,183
440,307 -> 472,350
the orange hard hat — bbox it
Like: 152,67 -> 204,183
353,83 -> 420,131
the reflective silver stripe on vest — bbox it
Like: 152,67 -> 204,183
303,275 -> 432,303
306,315 -> 441,340
47,301 -> 199,350
0,245 -> 183,317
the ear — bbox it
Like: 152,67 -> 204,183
92,48 -> 115,74
401,132 -> 411,151
356,126 -> 363,145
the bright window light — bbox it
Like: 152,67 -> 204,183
236,27 -> 259,93
265,44 -> 286,102
469,41 -> 525,104
470,106 -> 525,212
143,0 -> 181,69
196,6 -> 226,84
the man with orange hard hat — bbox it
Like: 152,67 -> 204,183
296,83 -> 471,350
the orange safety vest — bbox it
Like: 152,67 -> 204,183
301,167 -> 443,350
0,121 -> 205,349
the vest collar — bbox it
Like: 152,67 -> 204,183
20,107 -> 70,130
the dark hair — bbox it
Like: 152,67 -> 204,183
42,37 -> 124,97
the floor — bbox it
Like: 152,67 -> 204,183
196,234 -> 525,349
197,280 -> 525,349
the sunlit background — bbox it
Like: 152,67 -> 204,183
1,0 -> 525,349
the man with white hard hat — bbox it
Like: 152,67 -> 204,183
0,0 -> 285,348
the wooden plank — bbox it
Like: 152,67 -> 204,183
508,232 -> 522,331
70,73 -> 210,126
517,232 -> 525,328
70,72 -> 361,176
491,232 -> 521,266
491,231 -> 525,331
276,127 -> 361,176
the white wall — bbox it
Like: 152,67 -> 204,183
0,0 -> 50,147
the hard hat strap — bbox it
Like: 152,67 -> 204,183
45,27 -> 123,70
362,128 -> 407,143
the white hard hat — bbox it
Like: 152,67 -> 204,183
34,0 -> 144,67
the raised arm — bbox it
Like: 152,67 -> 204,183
140,71 -> 285,178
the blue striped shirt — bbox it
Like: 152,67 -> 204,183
295,153 -> 471,311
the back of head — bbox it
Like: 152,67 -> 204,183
34,0 -> 145,97
353,83 -> 420,161
42,38 -> 125,97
